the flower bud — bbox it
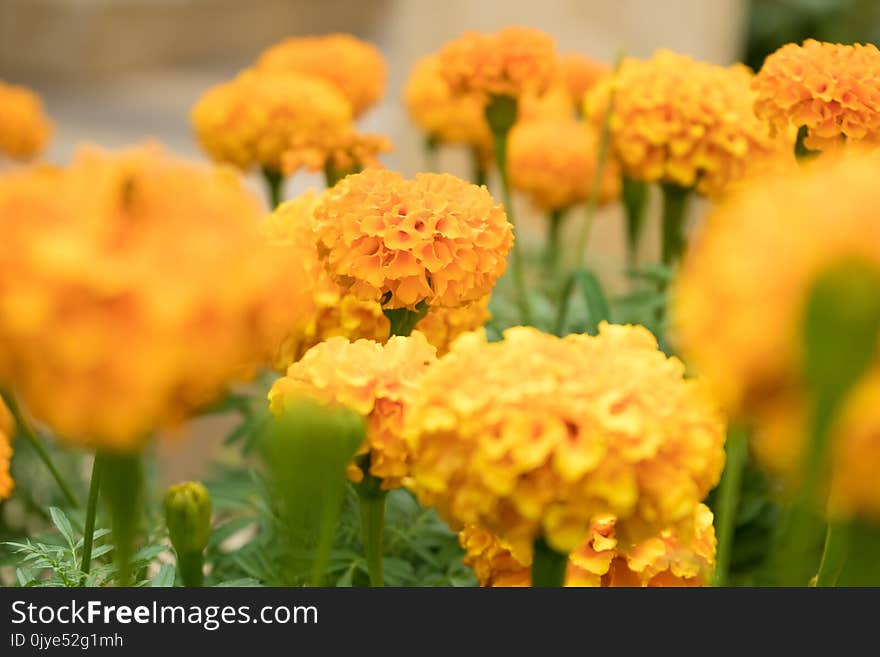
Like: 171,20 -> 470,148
164,481 -> 212,557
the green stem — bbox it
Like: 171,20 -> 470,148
622,175 -> 648,268
544,208 -> 567,278
660,183 -> 690,266
1,391 -> 79,508
176,550 -> 205,587
324,161 -> 357,188
531,536 -> 568,587
711,426 -> 748,586
262,167 -> 284,209
383,302 -> 429,337
102,452 -> 143,586
357,474 -> 386,587
424,135 -> 439,172
471,147 -> 488,187
573,103 -> 613,270
814,523 -> 849,587
794,125 -> 819,161
79,454 -> 105,582
486,95 -> 531,325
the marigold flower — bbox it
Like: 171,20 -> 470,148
281,131 -> 392,179
517,82 -> 577,122
403,55 -> 493,156
673,151 -> 880,516
0,144 -> 311,450
508,118 -> 620,210
312,168 -> 513,310
190,68 -> 352,173
461,503 -> 716,587
438,27 -> 558,99
411,297 -> 490,356
585,50 -> 789,196
257,34 -> 387,117
268,334 -> 437,489
0,81 -> 52,161
559,53 -> 610,105
0,399 -> 13,500
753,40 -> 880,151
406,323 -> 726,554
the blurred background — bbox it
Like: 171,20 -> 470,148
1,0 -> 878,483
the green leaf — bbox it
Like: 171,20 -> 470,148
48,507 -> 75,550
573,269 -> 610,334
151,563 -> 176,587
216,577 -> 262,587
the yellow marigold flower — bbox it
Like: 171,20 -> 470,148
461,503 -> 716,587
585,50 -> 789,196
257,34 -> 387,117
0,81 -> 52,161
0,144 -> 311,450
281,131 -> 392,178
438,27 -> 558,99
0,399 -> 13,500
268,334 -> 437,489
412,297 -> 490,356
753,39 -> 880,151
403,55 -> 493,156
406,323 -> 726,554
190,68 -> 352,173
559,53 -> 610,106
674,151 -> 880,419
517,82 -> 577,122
508,118 -> 620,211
312,168 -> 513,310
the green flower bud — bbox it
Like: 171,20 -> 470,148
164,481 -> 212,556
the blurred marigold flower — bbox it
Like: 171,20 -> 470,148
438,27 -> 558,99
190,68 -> 352,173
460,503 -> 716,587
507,117 -> 620,211
673,151 -> 880,518
281,131 -> 392,179
0,144 -> 311,450
558,53 -> 610,106
403,55 -> 493,158
0,80 -> 53,161
406,323 -> 726,554
262,193 -> 493,369
585,50 -> 790,196
268,334 -> 437,489
311,168 -> 513,310
257,33 -> 387,117
0,399 -> 13,500
753,39 -> 880,151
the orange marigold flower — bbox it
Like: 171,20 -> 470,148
403,55 -> 493,156
753,39 -> 880,151
0,399 -> 13,500
412,297 -> 490,356
559,53 -> 610,105
0,144 -> 311,450
190,68 -> 352,173
257,34 -> 387,117
517,82 -> 577,122
438,27 -> 558,99
312,169 -> 513,310
268,334 -> 437,489
673,151 -> 880,517
281,131 -> 392,179
0,80 -> 53,161
461,503 -> 716,587
508,118 -> 620,211
406,323 -> 726,555
585,50 -> 790,196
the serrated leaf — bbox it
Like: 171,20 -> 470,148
49,508 -> 75,549
151,564 -> 176,587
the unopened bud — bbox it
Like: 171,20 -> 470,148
164,481 -> 212,556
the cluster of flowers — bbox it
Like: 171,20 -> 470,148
3,26 -> 880,586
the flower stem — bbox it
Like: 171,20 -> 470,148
383,302 -> 429,337
814,522 -> 849,587
486,94 -> 531,325
471,147 -> 488,187
261,167 -> 284,209
79,454 -> 105,583
622,175 -> 648,268
531,536 -> 568,587
1,391 -> 79,509
711,426 -> 748,586
177,550 -> 205,587
660,183 -> 690,266
544,208 -> 567,279
356,472 -> 386,587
